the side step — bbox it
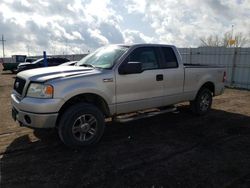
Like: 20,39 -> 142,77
114,106 -> 177,123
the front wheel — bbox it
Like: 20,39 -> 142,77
58,103 -> 105,147
190,88 -> 212,115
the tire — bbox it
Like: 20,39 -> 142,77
58,103 -> 105,147
190,88 -> 212,115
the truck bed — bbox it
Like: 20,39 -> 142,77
183,64 -> 225,96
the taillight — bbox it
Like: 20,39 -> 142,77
222,71 -> 226,83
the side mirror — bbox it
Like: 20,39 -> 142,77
119,62 -> 142,75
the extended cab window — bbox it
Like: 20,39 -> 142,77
161,47 -> 178,68
128,47 -> 159,71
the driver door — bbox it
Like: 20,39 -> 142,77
115,47 -> 164,114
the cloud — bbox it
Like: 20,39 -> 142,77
99,22 -> 124,43
0,0 -> 126,55
0,0 -> 249,56
125,0 -> 146,14
123,29 -> 154,44
87,28 -> 109,45
11,0 -> 33,13
126,0 -> 250,47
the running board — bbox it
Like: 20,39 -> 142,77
114,106 -> 177,123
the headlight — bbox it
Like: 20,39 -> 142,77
26,83 -> 53,98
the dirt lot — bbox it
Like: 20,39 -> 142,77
1,67 -> 250,188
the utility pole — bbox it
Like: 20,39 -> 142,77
1,34 -> 6,58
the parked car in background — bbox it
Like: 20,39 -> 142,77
2,55 -> 27,73
17,57 -> 70,73
2,56 -> 38,73
59,61 -> 78,66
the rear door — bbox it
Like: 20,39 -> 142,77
115,46 -> 165,114
160,47 -> 184,105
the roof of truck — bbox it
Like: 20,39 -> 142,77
116,43 -> 176,48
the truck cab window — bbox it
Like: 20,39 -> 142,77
128,47 -> 159,71
162,47 -> 178,68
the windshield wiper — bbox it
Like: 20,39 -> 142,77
79,63 -> 96,68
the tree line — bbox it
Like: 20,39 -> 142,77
199,32 -> 249,47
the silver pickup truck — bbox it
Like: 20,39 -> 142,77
11,44 -> 226,147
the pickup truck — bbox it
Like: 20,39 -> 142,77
11,44 -> 226,147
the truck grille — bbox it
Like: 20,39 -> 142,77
14,77 -> 26,95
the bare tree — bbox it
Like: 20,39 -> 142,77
199,32 -> 249,47
200,35 -> 220,47
221,32 -> 232,47
234,32 -> 248,47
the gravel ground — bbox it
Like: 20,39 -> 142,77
1,67 -> 250,188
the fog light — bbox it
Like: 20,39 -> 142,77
24,115 -> 31,124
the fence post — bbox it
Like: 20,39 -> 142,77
230,48 -> 238,86
43,51 -> 48,67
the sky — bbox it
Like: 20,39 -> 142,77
0,0 -> 250,56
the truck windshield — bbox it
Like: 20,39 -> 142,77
76,45 -> 128,69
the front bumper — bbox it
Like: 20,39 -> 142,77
11,94 -> 62,128
12,107 -> 58,128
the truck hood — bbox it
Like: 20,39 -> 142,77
17,66 -> 101,82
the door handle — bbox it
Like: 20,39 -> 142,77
156,74 -> 163,81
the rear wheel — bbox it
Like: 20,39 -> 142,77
190,88 -> 212,115
58,103 -> 105,147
